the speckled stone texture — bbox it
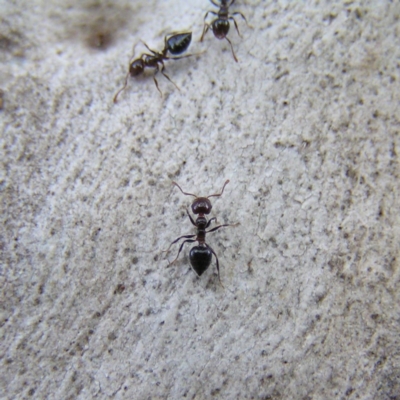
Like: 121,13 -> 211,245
1,0 -> 399,399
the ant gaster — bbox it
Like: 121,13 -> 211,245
167,180 -> 236,286
113,32 -> 192,103
200,0 -> 247,62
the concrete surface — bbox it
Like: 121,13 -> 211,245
1,0 -> 400,399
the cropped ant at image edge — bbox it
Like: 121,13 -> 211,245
201,0 -> 247,62
166,180 -> 238,286
113,32 -> 192,103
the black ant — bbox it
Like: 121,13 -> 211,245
167,180 -> 237,286
200,0 -> 247,62
113,32 -> 192,103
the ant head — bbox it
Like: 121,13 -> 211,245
129,59 -> 144,76
212,19 -> 230,39
113,57 -> 145,103
192,197 -> 212,215
172,180 -> 229,215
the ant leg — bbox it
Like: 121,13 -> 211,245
225,36 -> 238,62
206,244 -> 224,287
186,210 -> 197,226
210,0 -> 219,6
206,217 -> 217,228
229,16 -> 242,38
204,10 -> 218,21
207,223 -> 239,234
200,23 -> 211,42
153,76 -> 162,96
165,233 -> 196,254
160,62 -> 180,91
167,54 -> 195,61
113,70 -> 131,103
207,180 -> 230,199
172,181 -> 197,198
168,239 -> 196,266
231,11 -> 248,25
152,64 -> 163,97
141,41 -> 158,56
164,34 -> 168,51
161,34 -> 176,57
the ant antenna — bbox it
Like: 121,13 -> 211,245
172,181 -> 197,197
113,70 -> 130,103
113,45 -> 141,103
207,180 -> 230,198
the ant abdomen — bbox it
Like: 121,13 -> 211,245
167,32 -> 192,55
212,19 -> 230,39
190,246 -> 212,276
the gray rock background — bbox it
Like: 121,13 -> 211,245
1,0 -> 399,399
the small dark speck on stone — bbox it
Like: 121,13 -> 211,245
114,284 -> 125,294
